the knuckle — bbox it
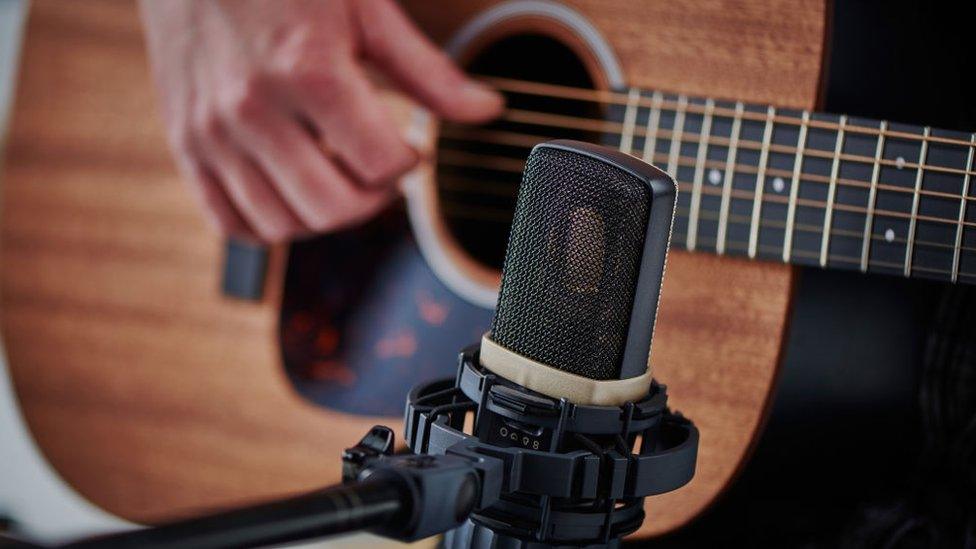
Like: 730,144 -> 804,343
199,187 -> 228,216
362,30 -> 395,64
233,178 -> 267,212
220,78 -> 265,122
293,67 -> 349,102
209,212 -> 237,236
192,111 -> 222,142
228,182 -> 289,241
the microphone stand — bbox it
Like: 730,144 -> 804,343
63,476 -> 406,549
61,427 -> 491,549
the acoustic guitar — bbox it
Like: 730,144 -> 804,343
3,0 -> 974,540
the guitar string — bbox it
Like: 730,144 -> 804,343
434,151 -> 976,272
437,196 -> 975,279
441,123 -> 976,201
438,183 -> 974,256
441,126 -> 975,204
492,109 -> 976,182
436,148 -> 976,231
482,76 -> 976,150
434,79 -> 976,278
438,170 -> 976,252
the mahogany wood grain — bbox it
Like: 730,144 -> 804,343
401,0 -> 827,108
1,0 -> 824,538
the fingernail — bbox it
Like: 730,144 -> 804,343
462,80 -> 504,105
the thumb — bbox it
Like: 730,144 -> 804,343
356,0 -> 504,123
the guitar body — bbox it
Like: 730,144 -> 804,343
0,0 -> 826,537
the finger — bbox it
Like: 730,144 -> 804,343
196,120 -> 307,242
175,156 -> 254,239
220,95 -> 395,232
289,58 -> 418,187
355,0 -> 504,123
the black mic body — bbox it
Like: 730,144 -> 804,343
482,139 -> 677,405
474,140 -> 678,455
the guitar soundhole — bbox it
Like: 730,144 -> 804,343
436,34 -> 601,271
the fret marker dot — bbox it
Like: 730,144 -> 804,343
708,169 -> 722,185
772,177 -> 786,193
895,156 -> 906,169
884,228 -> 895,243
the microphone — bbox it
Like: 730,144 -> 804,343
481,140 -> 677,407
402,140 -> 697,547
54,141 -> 696,549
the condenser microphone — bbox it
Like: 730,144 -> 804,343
480,140 -> 676,406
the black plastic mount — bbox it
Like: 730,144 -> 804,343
400,344 -> 699,546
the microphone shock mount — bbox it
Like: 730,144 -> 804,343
343,343 -> 698,548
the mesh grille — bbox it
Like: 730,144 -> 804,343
489,147 -> 650,380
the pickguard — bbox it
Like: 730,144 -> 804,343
280,206 -> 493,416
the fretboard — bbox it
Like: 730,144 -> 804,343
607,88 -> 976,284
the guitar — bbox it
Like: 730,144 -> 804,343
2,0 -> 973,541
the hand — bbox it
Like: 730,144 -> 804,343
139,0 -> 502,242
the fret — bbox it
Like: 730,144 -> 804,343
641,91 -> 663,164
716,102 -> 744,255
686,99 -> 715,251
618,87 -> 641,154
721,103 -> 771,257
860,121 -> 887,272
867,122 -> 925,276
960,183 -> 976,283
783,111 -> 810,262
908,127 -> 971,281
670,96 -> 708,247
666,95 -> 688,176
820,115 -> 847,267
904,127 -> 931,276
748,107 -> 776,258
755,110 -> 802,261
952,135 -> 975,282
687,100 -> 736,253
825,117 -> 876,271
788,112 -> 840,267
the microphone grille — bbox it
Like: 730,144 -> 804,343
489,145 -> 651,381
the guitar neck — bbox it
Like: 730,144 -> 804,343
610,88 -> 976,284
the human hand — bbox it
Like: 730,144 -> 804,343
140,0 -> 502,242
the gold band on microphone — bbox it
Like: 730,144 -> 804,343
479,334 -> 653,406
